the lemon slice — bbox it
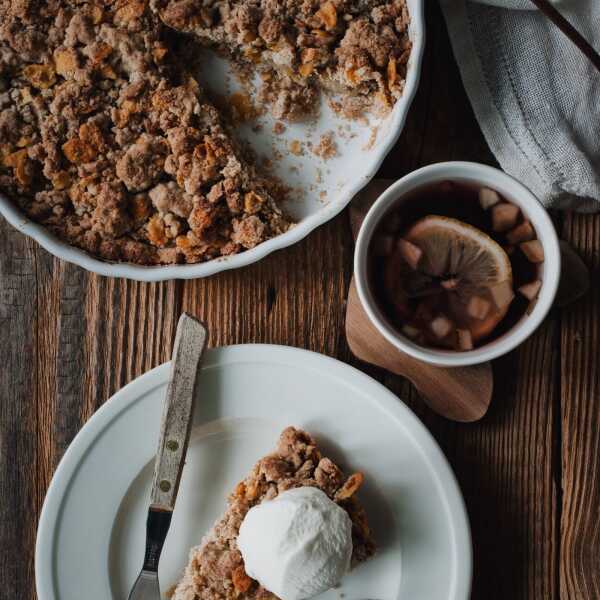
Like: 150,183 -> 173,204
405,215 -> 512,285
394,215 -> 514,344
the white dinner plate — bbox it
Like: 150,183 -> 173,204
35,345 -> 471,600
0,1 -> 424,281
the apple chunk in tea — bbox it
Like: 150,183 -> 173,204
368,181 -> 545,351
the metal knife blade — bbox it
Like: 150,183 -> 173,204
127,313 -> 208,600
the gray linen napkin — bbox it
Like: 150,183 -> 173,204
439,0 -> 600,211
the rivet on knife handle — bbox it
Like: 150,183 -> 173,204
150,313 -> 207,511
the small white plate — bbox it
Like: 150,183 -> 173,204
35,345 -> 471,600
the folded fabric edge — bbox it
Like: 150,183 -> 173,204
438,1 -> 558,206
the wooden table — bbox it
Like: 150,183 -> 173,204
1,4 -> 598,599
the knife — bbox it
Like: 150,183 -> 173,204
128,313 -> 208,600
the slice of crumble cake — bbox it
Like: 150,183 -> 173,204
172,426 -> 376,600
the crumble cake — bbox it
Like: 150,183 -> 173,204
0,0 -> 290,265
152,0 -> 412,120
172,426 -> 376,600
0,0 -> 411,266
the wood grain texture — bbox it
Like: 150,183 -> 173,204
0,219 -> 39,600
560,212 -> 600,600
0,3 -> 598,600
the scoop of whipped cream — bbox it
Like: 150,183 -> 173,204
237,487 -> 353,600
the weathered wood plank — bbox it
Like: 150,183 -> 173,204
180,214 -> 352,357
83,275 -> 180,417
560,212 -> 600,600
0,219 -> 39,600
52,261 -> 88,463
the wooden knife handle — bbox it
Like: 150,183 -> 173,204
150,313 -> 208,511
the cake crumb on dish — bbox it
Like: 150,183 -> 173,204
289,140 -> 304,156
363,127 -> 379,151
313,132 -> 338,160
273,122 -> 286,135
229,93 -> 258,123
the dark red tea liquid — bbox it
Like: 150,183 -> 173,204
368,180 -> 541,348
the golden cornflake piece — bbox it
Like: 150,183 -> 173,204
62,121 -> 105,164
335,472 -> 364,501
3,149 -> 32,186
241,31 -> 258,43
312,29 -> 334,43
175,234 -> 192,249
91,42 -> 113,65
79,122 -> 105,151
22,64 -> 56,89
114,0 -> 146,24
244,191 -> 264,214
54,49 -> 78,79
301,48 -> 317,64
152,45 -> 168,63
243,46 -> 262,64
233,481 -> 246,499
121,99 -> 140,115
62,138 -> 96,164
298,62 -> 314,77
99,65 -> 117,79
232,566 -> 253,593
51,171 -> 71,190
245,479 -> 261,501
113,99 -> 140,127
387,58 -> 397,87
193,141 -> 216,165
316,1 -> 337,30
3,149 -> 25,167
147,214 -> 167,247
345,67 -> 359,84
90,5 -> 104,24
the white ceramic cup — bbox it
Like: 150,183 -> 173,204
354,162 -> 561,367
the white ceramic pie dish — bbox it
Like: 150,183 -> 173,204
0,1 -> 425,282
35,345 -> 471,600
